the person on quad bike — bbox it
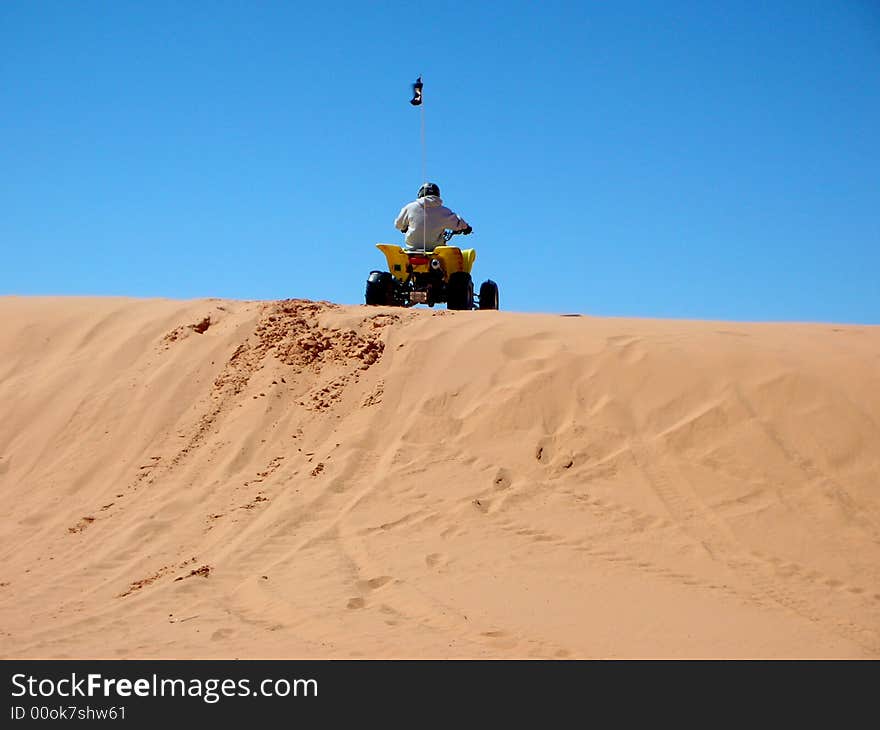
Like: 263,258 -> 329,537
394,182 -> 472,251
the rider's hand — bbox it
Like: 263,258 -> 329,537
462,225 -> 473,235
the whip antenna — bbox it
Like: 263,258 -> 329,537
411,75 -> 426,252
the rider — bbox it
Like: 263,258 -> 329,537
394,182 -> 472,251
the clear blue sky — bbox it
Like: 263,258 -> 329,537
2,1 -> 878,322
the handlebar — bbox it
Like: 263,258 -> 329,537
442,226 -> 473,241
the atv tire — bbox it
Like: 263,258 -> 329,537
365,271 -> 395,306
446,272 -> 474,311
478,280 -> 499,310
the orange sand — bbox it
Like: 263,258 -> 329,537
0,296 -> 878,658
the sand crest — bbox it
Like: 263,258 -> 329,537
0,296 -> 878,658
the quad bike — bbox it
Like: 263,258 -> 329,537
365,229 -> 499,310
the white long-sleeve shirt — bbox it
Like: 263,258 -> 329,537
394,195 -> 469,251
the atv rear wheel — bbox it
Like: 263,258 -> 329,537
365,271 -> 395,306
478,280 -> 499,310
446,272 -> 474,311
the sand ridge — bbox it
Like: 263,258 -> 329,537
0,296 -> 878,658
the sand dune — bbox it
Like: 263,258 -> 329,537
0,296 -> 878,658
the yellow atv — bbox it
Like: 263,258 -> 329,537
365,230 -> 499,310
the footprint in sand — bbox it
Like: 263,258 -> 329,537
534,439 -> 555,464
440,525 -> 463,539
347,576 -> 395,609
492,468 -> 512,491
472,498 -> 490,513
425,553 -> 448,569
357,576 -> 393,591
68,516 -> 95,534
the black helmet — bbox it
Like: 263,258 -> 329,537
417,182 -> 440,198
